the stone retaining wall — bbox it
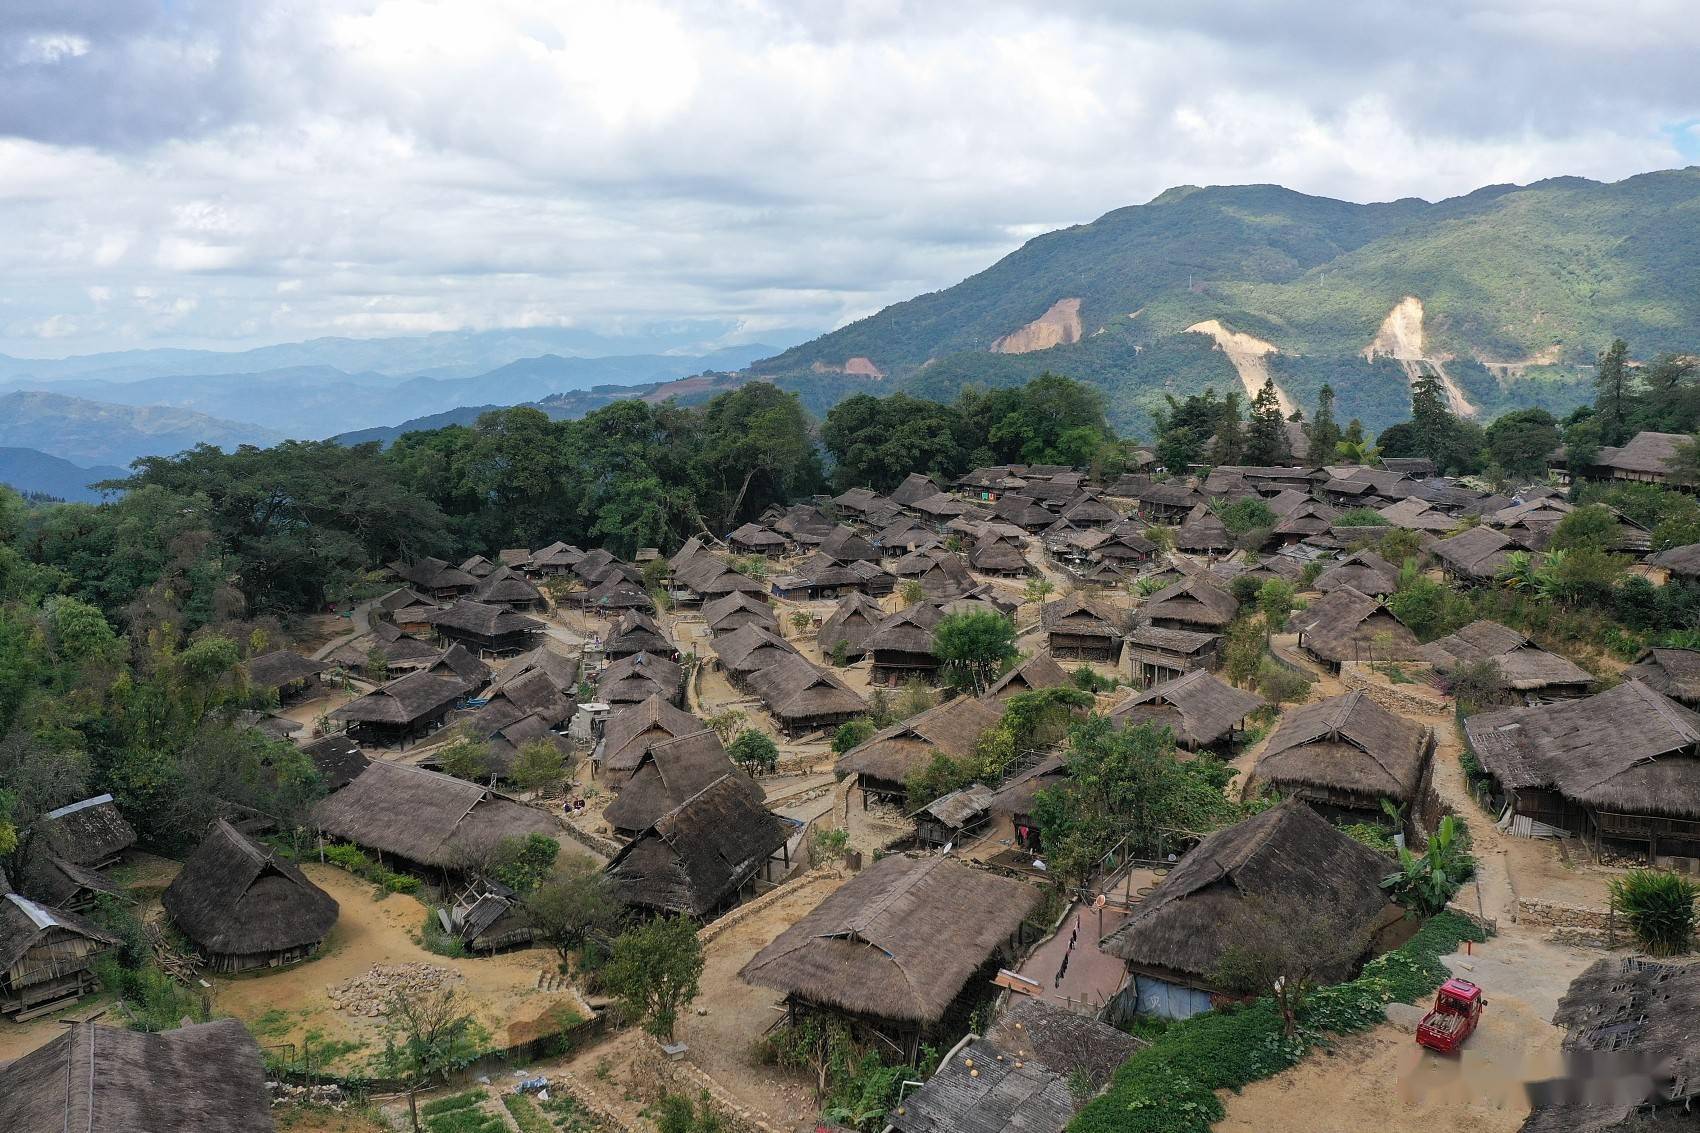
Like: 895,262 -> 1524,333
698,869 -> 836,947
1340,661 -> 1449,715
634,1035 -> 785,1133
560,819 -> 623,860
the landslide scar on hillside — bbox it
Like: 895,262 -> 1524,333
992,298 -> 1083,354
1184,319 -> 1294,416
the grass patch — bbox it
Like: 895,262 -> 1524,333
420,1090 -> 486,1117
1069,913 -> 1488,1133
504,1094 -> 554,1133
541,1093 -> 610,1132
321,842 -> 422,894
421,910 -> 470,958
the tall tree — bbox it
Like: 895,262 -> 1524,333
1244,377 -> 1291,466
1305,384 -> 1341,464
1594,338 -> 1634,447
1210,391 -> 1245,465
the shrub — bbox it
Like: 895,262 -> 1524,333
1609,870 -> 1699,956
832,717 -> 875,754
421,910 -> 470,958
728,728 -> 779,775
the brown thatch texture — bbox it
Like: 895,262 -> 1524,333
835,697 -> 1004,784
244,651 -> 328,689
890,472 -> 944,506
983,996 -> 1144,1088
1377,497 -> 1456,532
1625,647 -> 1700,704
329,670 -> 468,725
983,652 -> 1071,699
426,642 -> 492,688
747,654 -> 868,727
818,593 -> 886,659
325,621 -> 440,670
727,522 -> 788,551
702,591 -> 778,635
992,495 -> 1055,531
1252,691 -> 1432,805
1464,680 -> 1700,819
602,730 -> 761,835
1039,594 -> 1125,639
598,695 -> 705,773
1101,801 -> 1395,986
17,855 -> 124,909
37,795 -> 136,866
471,564 -> 543,604
1313,550 -> 1400,596
1110,670 -> 1264,749
0,894 -> 119,974
491,645 -> 580,696
1594,430 -> 1688,475
162,819 -> 338,960
818,525 -> 879,563
888,1036 -> 1075,1133
392,556 -> 478,591
596,651 -> 685,706
604,775 -> 792,917
1649,542 -> 1700,579
740,855 -> 1039,1025
311,760 -> 560,869
1142,576 -> 1238,629
1290,585 -> 1422,664
868,603 -> 944,656
712,624 -> 799,676
1420,620 -> 1595,691
302,735 -> 369,792
605,610 -> 672,659
0,1019 -> 274,1133
1432,525 -> 1515,579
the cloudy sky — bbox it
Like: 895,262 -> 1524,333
2,0 -> 1698,358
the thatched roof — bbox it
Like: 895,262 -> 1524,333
938,583 -> 1018,620
713,624 -> 800,676
391,556 -> 477,591
163,819 -> 338,958
0,893 -> 119,973
868,603 -> 943,656
1142,575 -> 1239,629
472,565 -> 544,607
302,734 -> 370,792
747,654 -> 868,726
326,621 -> 440,669
1124,624 -> 1218,659
888,1035 -> 1075,1133
596,650 -> 685,706
531,541 -> 584,571
1649,542 -> 1700,579
0,1019 -> 272,1133
1290,585 -> 1422,664
983,652 -> 1071,699
982,996 -> 1143,1089
36,795 -> 136,867
727,522 -> 788,549
377,585 -> 437,613
330,669 -> 468,725
423,599 -> 543,638
917,783 -> 996,830
1040,593 -> 1124,638
740,854 -> 1040,1025
17,853 -> 124,909
599,694 -> 704,772
492,645 -> 580,695
1420,620 -> 1596,691
312,760 -> 560,868
1626,647 -> 1700,704
1314,550 -> 1400,596
702,591 -> 777,635
890,472 -> 944,507
835,697 -> 1003,785
1593,430 -> 1688,475
605,610 -> 672,659
244,651 -> 328,689
1175,506 -> 1234,551
818,525 -> 879,563
1102,801 -> 1394,985
425,642 -> 492,688
603,730 -> 761,835
1464,680 -> 1700,819
818,593 -> 886,658
573,547 -> 617,581
1110,670 -> 1265,748
992,494 -> 1056,531
605,774 -> 791,917
1253,691 -> 1432,804
583,573 -> 655,609
1377,497 -> 1456,532
1432,525 -> 1516,579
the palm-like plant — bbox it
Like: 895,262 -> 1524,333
1381,815 -> 1475,917
1335,439 -> 1381,466
1497,550 -> 1537,592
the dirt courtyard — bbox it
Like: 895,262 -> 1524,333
215,863 -> 583,1075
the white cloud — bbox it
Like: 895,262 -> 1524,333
17,34 -> 91,65
0,1 -> 1696,354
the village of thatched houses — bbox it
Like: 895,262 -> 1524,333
1109,669 -> 1265,752
1248,691 -> 1434,825
161,819 -> 339,972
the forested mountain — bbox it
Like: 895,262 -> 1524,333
0,391 -> 285,468
751,169 -> 1700,436
0,448 -> 125,503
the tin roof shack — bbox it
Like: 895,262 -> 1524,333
1290,585 -> 1422,671
605,775 -> 794,918
1101,801 -> 1402,1020
602,730 -> 762,838
1124,625 -> 1221,688
422,599 -> 543,656
243,651 -> 329,703
912,784 -> 997,850
596,650 -> 686,707
1519,957 -> 1700,1133
0,1018 -> 274,1133
747,654 -> 868,734
312,760 -> 561,876
1142,575 -> 1239,634
983,652 -> 1072,700
0,894 -> 119,1019
835,697 -> 1003,806
1625,647 -> 1700,706
887,1035 -> 1076,1133
702,591 -> 778,636
604,610 -> 673,660
1421,620 -> 1596,701
1039,594 -> 1125,662
162,819 -> 338,973
1109,670 -> 1264,753
818,593 -> 886,662
594,695 -> 704,777
329,669 -> 469,748
35,794 -> 136,870
867,603 -> 944,686
1249,691 -> 1435,826
740,855 -> 1041,1060
1463,680 -> 1700,858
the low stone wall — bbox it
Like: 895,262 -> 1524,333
1340,662 -> 1449,715
1516,898 -> 1613,931
635,1035 -> 786,1133
698,869 -> 835,947
560,819 -> 623,860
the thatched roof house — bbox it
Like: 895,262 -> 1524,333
302,734 -> 369,792
1625,647 -> 1700,705
818,525 -> 880,564
887,1035 -> 1075,1133
424,641 -> 492,689
1137,481 -> 1206,523
596,650 -> 686,707
313,760 -> 560,872
1648,542 -> 1700,581
747,654 -> 868,733
325,620 -> 440,674
1102,801 -> 1398,1018
1249,691 -> 1434,821
16,854 -> 124,912
0,1018 -> 274,1132
983,651 -> 1071,700
938,583 -> 1018,620
471,565 -> 546,610
1313,550 -> 1400,596
1431,525 -> 1517,582
1290,585 -> 1422,669
0,894 -> 119,1018
674,553 -> 767,603
702,591 -> 777,636
818,592 -> 885,661
835,697 -> 1002,802
1377,497 -> 1457,533
162,819 -> 338,973
992,494 -> 1056,532
1567,429 -> 1689,486
423,599 -> 543,655
329,669 -> 468,747
390,556 -> 478,599
1463,680 -> 1700,855
740,855 -> 1040,1055
596,694 -> 704,774
583,573 -> 655,611
727,522 -> 789,556
243,651 -> 329,698
35,795 -> 135,869
1124,625 -> 1220,687
1420,620 -> 1596,699
605,775 -> 793,918
529,540 -> 584,576
890,472 -> 944,507
1174,504 -> 1234,553
1142,574 -> 1239,633
713,624 -> 799,680
891,548 -> 971,598
1040,593 -> 1125,661
867,603 -> 944,684
1110,670 -> 1264,751
602,730 -> 762,838
604,610 -> 672,660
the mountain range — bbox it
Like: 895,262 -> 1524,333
0,447 -> 125,503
